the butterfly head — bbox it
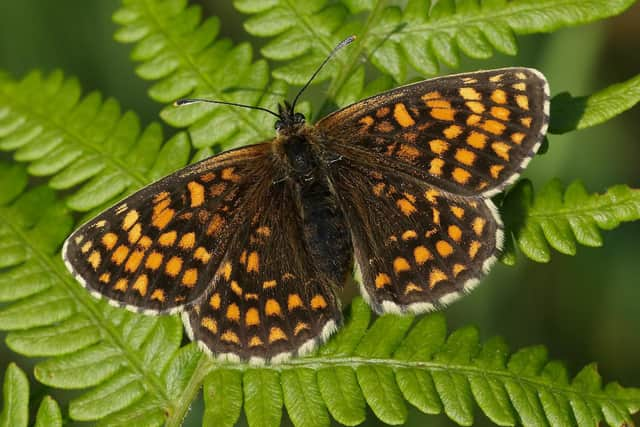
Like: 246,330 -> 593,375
275,101 -> 306,135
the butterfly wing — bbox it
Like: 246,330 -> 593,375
318,68 -> 549,197
328,156 -> 501,313
62,143 -> 272,314
183,177 -> 341,362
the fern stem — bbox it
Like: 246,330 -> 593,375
165,356 -> 215,427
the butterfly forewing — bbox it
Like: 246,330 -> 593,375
319,68 -> 549,196
63,144 -> 271,313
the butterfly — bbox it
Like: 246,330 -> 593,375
62,37 -> 549,363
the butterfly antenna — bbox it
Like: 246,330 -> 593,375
173,98 -> 282,119
290,35 -> 356,112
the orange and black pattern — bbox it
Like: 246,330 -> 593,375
63,67 -> 549,362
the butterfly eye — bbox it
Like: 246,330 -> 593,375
274,120 -> 284,131
293,113 -> 305,124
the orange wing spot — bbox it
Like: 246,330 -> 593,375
388,235 -> 398,243
451,206 -> 465,219
122,210 -> 139,231
145,251 -> 163,270
201,317 -> 218,334
422,91 -> 441,101
226,303 -> 240,322
396,198 -> 417,216
404,282 -> 422,294
429,269 -> 448,288
200,172 -> 216,182
187,181 -> 205,208
182,269 -> 198,287
263,280 -> 277,289
221,330 -> 240,344
515,71 -> 527,79
394,103 -> 416,127
462,77 -> 478,84
206,214 -> 225,235
165,256 -> 183,277
453,264 -> 467,277
477,181 -> 489,191
151,289 -> 166,302
178,232 -> 195,249
311,295 -> 328,310
152,208 -> 174,230
403,192 -> 416,203
511,132 -> 526,144
99,273 -> 110,283
283,272 -> 295,281
111,245 -> 130,266
95,220 -> 107,228
269,327 -> 287,343
428,102 -> 456,121
482,120 -> 506,135
256,226 -> 271,236
138,236 -> 152,249
246,308 -> 260,326
245,293 -> 259,301
219,261 -> 232,281
287,294 -> 304,311
414,246 -> 432,265
393,257 -> 411,274
247,251 -> 260,273
432,207 -> 440,224
467,131 -> 487,149
436,240 -> 454,257
448,225 -> 463,242
489,73 -> 504,82
492,142 -> 511,161
452,167 -> 472,184
231,280 -> 243,296
209,293 -> 221,310
516,94 -> 529,110
124,250 -> 145,273
101,233 -> 118,250
376,106 -> 390,118
209,183 -> 227,197
491,89 -> 507,104
294,322 -> 310,336
443,124 -> 463,139
81,241 -> 92,254
466,114 -> 482,126
459,87 -> 481,100
359,115 -> 374,127
158,231 -> 177,246
520,117 -> 532,128
128,223 -> 141,244
194,247 -> 211,263
265,299 -> 282,317
376,120 -> 394,133
375,273 -> 391,288
372,182 -> 386,196
429,139 -> 449,155
403,131 -> 418,143
491,106 -> 510,121
455,148 -> 476,166
466,101 -> 485,114
490,164 -> 505,179
240,250 -> 247,264
472,217 -> 487,236
133,274 -> 148,296
221,167 -> 241,182
402,230 -> 418,240
429,158 -> 445,176
249,336 -> 263,347
425,228 -> 438,238
397,144 -> 420,161
154,192 -> 170,203
424,188 -> 440,202
513,82 -> 526,91
114,278 -> 128,292
469,240 -> 482,259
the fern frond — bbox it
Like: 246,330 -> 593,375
0,71 -> 190,213
0,363 -> 62,427
501,179 -> 640,264
198,298 -> 640,427
113,0 -> 288,150
234,0 -> 636,106
0,163 -> 203,425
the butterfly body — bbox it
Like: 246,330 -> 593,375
63,68 -> 549,362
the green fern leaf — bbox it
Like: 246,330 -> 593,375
0,71 -> 190,213
0,363 -> 63,427
501,179 -> 640,263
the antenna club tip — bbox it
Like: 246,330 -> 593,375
174,99 -> 188,107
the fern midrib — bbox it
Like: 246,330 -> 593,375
526,193 -> 640,221
0,208 -> 173,408
165,356 -> 211,427
140,0 -> 270,139
0,86 -> 148,188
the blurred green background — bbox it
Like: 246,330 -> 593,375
0,1 -> 639,426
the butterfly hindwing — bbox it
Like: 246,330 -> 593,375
62,144 -> 271,313
318,67 -> 549,196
